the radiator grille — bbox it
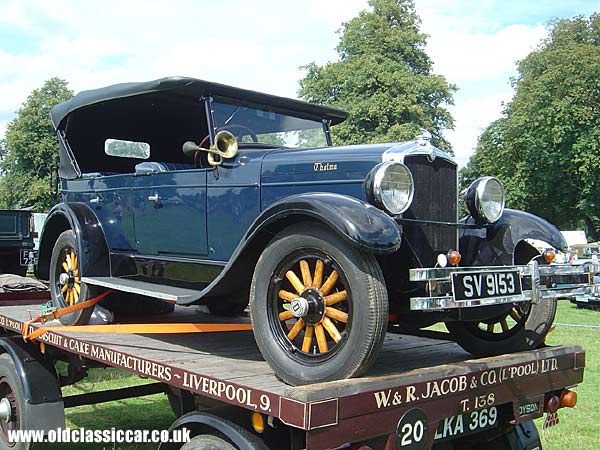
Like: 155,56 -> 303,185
403,155 -> 458,267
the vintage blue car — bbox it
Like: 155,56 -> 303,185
37,77 -> 599,385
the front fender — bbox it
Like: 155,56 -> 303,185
37,202 -> 110,280
459,209 -> 567,266
181,193 -> 400,304
251,192 -> 402,254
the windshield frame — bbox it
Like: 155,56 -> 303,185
203,96 -> 332,148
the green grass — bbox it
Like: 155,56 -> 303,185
46,302 -> 599,449
51,368 -> 175,450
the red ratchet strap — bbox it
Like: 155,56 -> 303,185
21,291 -> 252,341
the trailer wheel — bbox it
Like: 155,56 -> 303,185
250,223 -> 388,385
180,434 -> 236,450
445,298 -> 557,357
50,230 -> 101,325
0,353 -> 42,450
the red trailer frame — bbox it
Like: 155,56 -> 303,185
0,297 -> 585,450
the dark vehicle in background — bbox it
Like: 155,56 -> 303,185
0,209 -> 34,276
36,77 -> 600,385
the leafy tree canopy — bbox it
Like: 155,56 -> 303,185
0,78 -> 73,211
461,14 -> 600,240
299,0 -> 456,151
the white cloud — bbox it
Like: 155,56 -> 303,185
0,0 -> 370,107
0,0 -> 560,170
446,92 -> 511,166
414,1 -> 549,165
425,24 -> 547,83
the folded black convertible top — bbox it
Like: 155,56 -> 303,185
50,76 -> 348,129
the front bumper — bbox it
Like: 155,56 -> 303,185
409,260 -> 600,311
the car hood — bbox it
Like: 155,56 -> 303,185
260,140 -> 455,179
261,143 -> 393,179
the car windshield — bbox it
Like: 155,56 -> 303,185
213,101 -> 327,147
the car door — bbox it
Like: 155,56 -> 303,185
133,167 -> 208,257
66,174 -> 137,252
206,151 -> 262,261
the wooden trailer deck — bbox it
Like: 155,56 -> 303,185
0,303 -> 585,450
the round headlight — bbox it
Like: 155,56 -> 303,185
465,176 -> 505,223
366,162 -> 414,215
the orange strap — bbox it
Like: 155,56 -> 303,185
22,290 -> 113,340
26,322 -> 253,341
21,290 -> 252,341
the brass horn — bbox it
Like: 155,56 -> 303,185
182,130 -> 239,166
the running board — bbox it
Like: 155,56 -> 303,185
81,277 -> 203,303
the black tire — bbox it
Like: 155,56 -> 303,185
49,230 -> 101,326
180,434 -> 236,450
101,293 -> 175,319
0,353 -> 44,450
445,298 -> 557,357
250,223 -> 388,385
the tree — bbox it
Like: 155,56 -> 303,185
0,78 -> 73,211
461,14 -> 600,240
298,0 -> 456,151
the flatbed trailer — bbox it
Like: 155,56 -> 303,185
0,298 -> 585,450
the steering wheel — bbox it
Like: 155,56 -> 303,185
220,124 -> 258,143
198,125 -> 258,148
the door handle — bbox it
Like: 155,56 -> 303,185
89,196 -> 102,209
148,193 -> 162,209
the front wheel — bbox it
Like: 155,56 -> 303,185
250,223 -> 388,385
445,299 -> 557,357
49,230 -> 102,326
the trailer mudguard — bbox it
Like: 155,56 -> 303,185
0,337 -> 65,429
160,411 -> 270,450
251,192 -> 402,254
459,208 -> 568,266
37,202 -> 110,281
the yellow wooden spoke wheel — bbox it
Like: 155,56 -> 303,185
249,224 -> 388,385
58,250 -> 81,306
276,257 -> 349,355
476,303 -> 530,335
50,230 -> 99,326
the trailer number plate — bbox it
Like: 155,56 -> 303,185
434,406 -> 498,442
453,270 -> 522,301
396,408 -> 428,450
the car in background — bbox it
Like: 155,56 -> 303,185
0,209 -> 35,276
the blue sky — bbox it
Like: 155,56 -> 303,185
0,0 -> 597,165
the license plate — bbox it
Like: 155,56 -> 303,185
20,249 -> 37,267
452,270 -> 522,301
434,406 -> 498,442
